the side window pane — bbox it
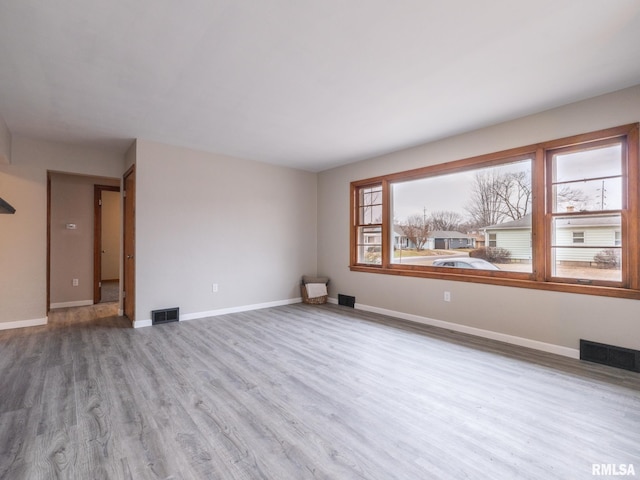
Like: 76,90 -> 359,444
357,226 -> 382,265
554,144 -> 621,182
552,143 -> 623,213
553,178 -> 622,212
359,204 -> 382,225
355,184 -> 383,265
359,186 -> 383,224
551,214 -> 621,282
391,158 -> 533,273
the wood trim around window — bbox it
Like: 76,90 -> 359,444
350,123 -> 640,300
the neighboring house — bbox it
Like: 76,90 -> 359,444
468,232 -> 486,248
363,229 -> 382,247
393,226 -> 417,249
428,231 -> 476,250
393,227 -> 475,250
483,215 -> 533,261
484,214 -> 620,264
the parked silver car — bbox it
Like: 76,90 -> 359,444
432,258 -> 500,270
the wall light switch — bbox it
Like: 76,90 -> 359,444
212,283 -> 218,293
444,291 -> 451,302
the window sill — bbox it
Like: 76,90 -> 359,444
349,264 -> 640,300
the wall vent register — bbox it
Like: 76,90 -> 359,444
338,294 -> 356,308
151,307 -> 179,325
580,339 -> 640,373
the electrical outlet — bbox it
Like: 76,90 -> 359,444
212,283 -> 218,293
444,291 -> 451,302
72,278 -> 79,287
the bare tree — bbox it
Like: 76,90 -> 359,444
399,214 -> 430,250
466,170 -> 532,227
466,171 -> 506,228
557,185 -> 589,211
494,171 -> 531,220
429,210 -> 463,231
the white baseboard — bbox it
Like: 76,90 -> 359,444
328,297 -> 579,359
50,300 -> 94,309
0,317 -> 48,331
133,297 -> 302,328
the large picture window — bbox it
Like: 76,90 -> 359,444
350,124 -> 639,299
391,156 -> 533,273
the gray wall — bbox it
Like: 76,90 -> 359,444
317,85 -> 640,353
133,139 -> 318,324
1,135 -> 318,329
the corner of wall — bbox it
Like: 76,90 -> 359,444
124,139 -> 137,171
0,112 -> 12,165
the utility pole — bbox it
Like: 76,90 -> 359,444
597,180 -> 606,210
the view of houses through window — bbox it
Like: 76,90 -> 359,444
392,158 -> 533,273
548,142 -> 623,282
351,124 -> 638,296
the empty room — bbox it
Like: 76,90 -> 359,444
1,1 -> 640,479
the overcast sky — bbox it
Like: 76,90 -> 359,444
392,161 -> 530,223
391,143 -> 622,223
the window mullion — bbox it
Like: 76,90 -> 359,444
533,147 -> 546,282
381,180 -> 391,267
626,126 -> 639,289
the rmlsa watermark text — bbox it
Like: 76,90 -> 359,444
592,464 -> 636,476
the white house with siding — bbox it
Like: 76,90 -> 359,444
483,216 -> 532,261
484,214 -> 621,265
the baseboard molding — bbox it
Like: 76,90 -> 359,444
0,317 -> 48,331
134,297 -> 302,328
133,319 -> 152,328
328,297 -> 579,359
50,300 -> 94,309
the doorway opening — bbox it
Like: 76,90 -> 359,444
94,185 -> 121,303
47,173 -> 121,311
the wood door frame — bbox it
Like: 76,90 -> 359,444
123,165 -> 136,323
93,185 -> 121,304
46,172 -> 51,314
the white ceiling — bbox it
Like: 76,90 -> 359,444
1,1 -> 639,172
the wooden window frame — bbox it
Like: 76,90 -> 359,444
351,183 -> 384,266
350,124 -> 640,300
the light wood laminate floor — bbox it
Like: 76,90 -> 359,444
1,303 -> 639,479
